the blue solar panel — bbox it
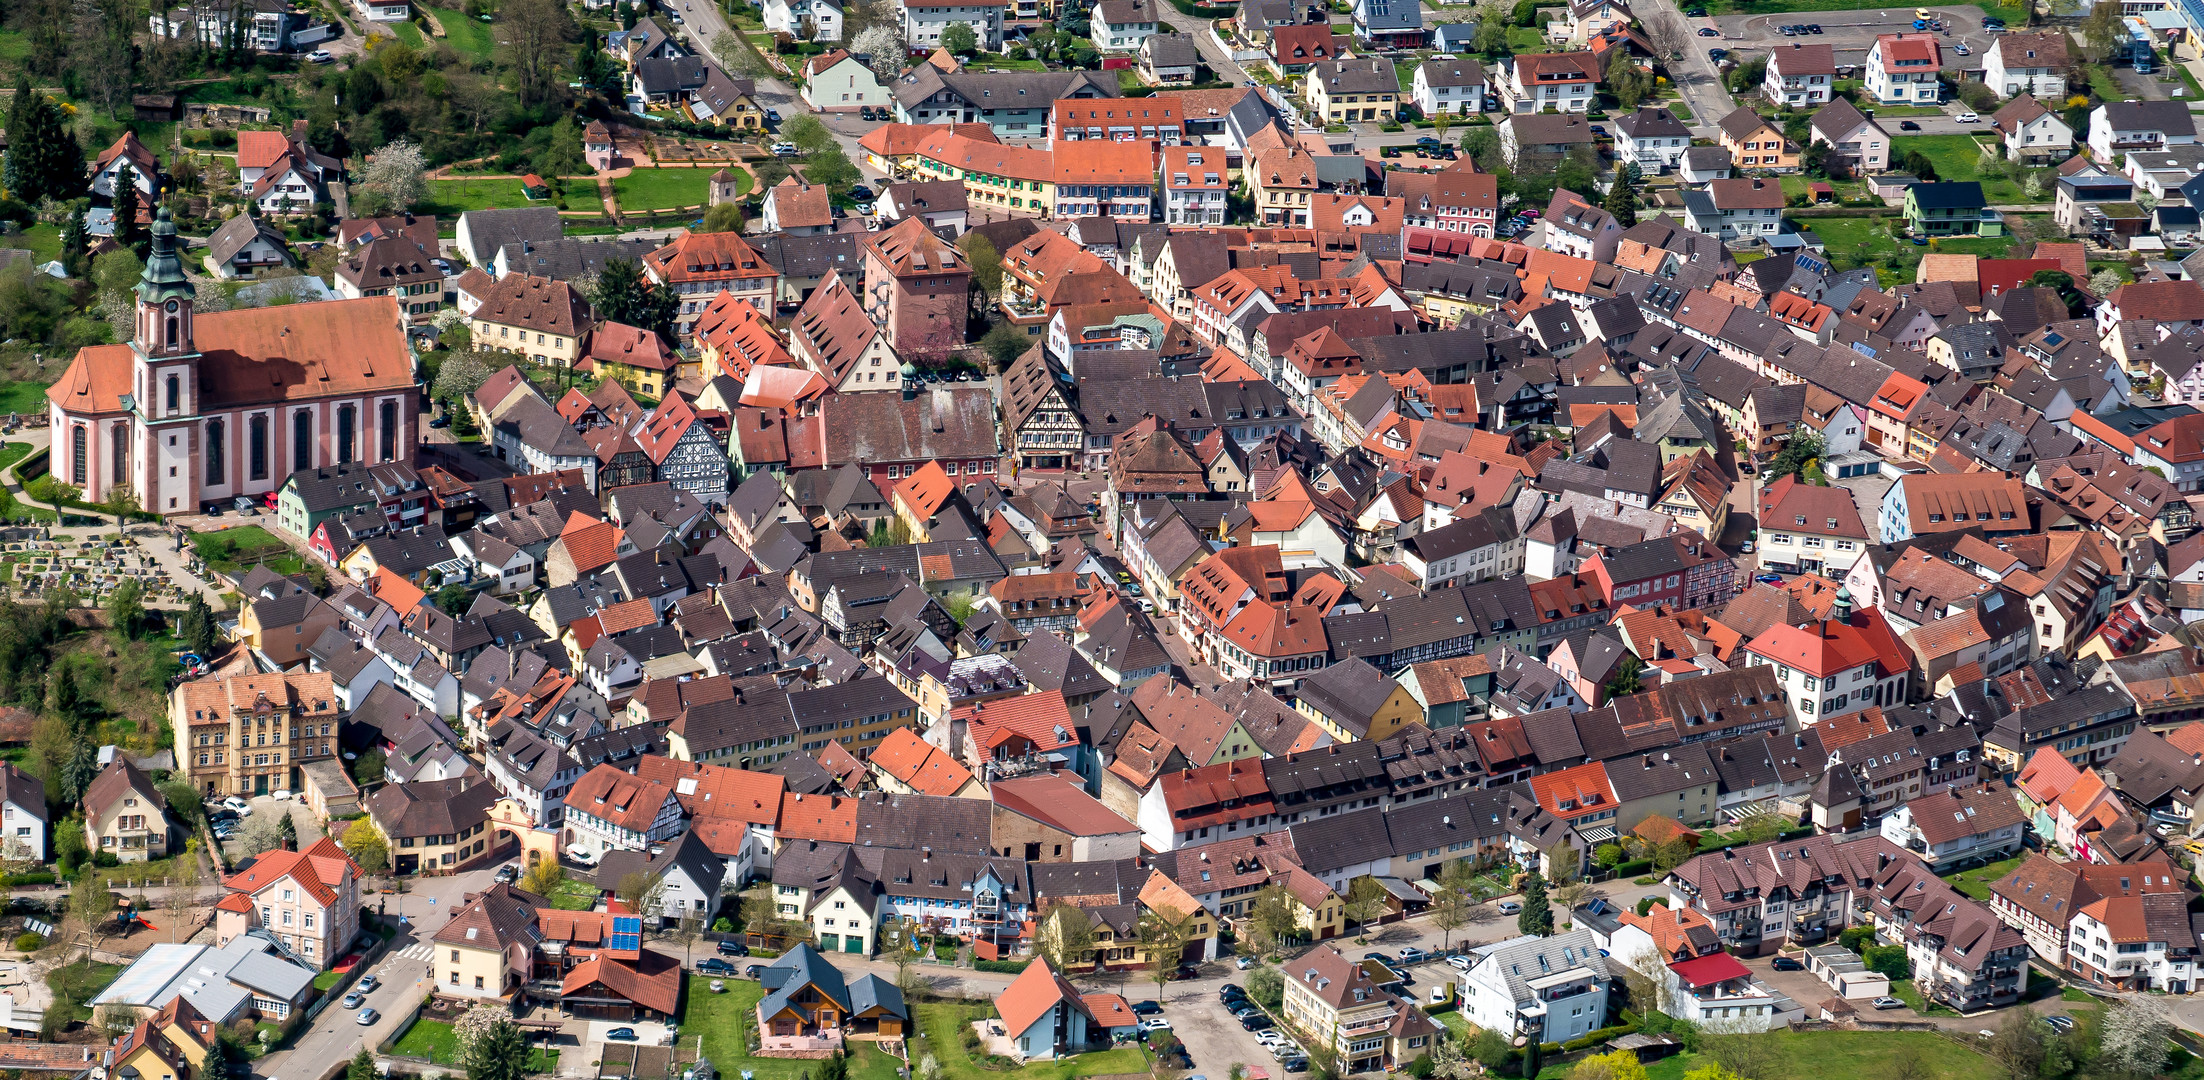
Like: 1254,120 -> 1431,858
611,916 -> 642,952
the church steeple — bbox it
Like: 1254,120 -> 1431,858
135,208 -> 197,360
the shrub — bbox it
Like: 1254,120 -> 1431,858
3,873 -> 54,887
1862,944 -> 1911,979
972,959 -> 1025,974
1838,926 -> 1876,953
11,933 -> 41,951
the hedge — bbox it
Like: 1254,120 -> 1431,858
1537,1020 -> 1640,1056
2,872 -> 54,886
1163,0 -> 1235,16
1608,859 -> 1652,878
974,959 -> 1027,974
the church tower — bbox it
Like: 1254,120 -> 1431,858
134,207 -> 200,421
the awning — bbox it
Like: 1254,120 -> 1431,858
1669,952 -> 1753,989
1376,876 -> 1430,904
1577,824 -> 1618,845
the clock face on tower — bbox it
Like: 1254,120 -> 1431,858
166,300 -> 178,313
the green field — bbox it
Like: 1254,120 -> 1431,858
1538,1032 -> 2002,1080
391,1018 -> 561,1070
390,20 -> 427,47
1791,215 -> 1911,283
193,526 -> 302,576
548,877 -> 600,910
676,980 -> 909,1080
915,1001 -> 1150,1080
427,7 -> 496,59
1942,853 -> 2027,900
0,382 -> 49,415
46,961 -> 124,1028
613,168 -> 711,211
424,176 -> 540,214
1507,26 -> 1544,51
1890,134 -> 2025,202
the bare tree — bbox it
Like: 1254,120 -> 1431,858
497,0 -> 577,106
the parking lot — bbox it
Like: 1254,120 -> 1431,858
1705,3 -> 1997,63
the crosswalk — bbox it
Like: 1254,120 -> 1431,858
394,944 -> 435,962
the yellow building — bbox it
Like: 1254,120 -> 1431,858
1280,865 -> 1346,941
111,997 -> 217,1080
1293,656 -> 1421,742
471,273 -> 590,369
362,775 -> 503,875
1654,450 -> 1730,544
581,322 -> 680,400
432,882 -> 543,1000
1305,57 -> 1400,125
912,128 -> 1057,217
1248,146 -> 1320,228
1280,944 -> 1439,1073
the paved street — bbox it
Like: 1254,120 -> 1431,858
1636,0 -> 1740,139
256,863 -> 510,1080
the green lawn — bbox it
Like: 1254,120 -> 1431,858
913,1001 -> 1149,1080
390,20 -> 426,46
46,961 -> 124,1028
8,224 -> 58,264
193,526 -> 303,576
423,177 -> 540,215
1665,100 -> 1692,122
613,168 -> 712,212
678,980 -> 908,1080
1798,214 -> 1915,284
1506,26 -> 1544,51
549,877 -> 600,911
1542,1032 -> 2003,1080
1943,853 -> 2026,901
0,382 -> 48,414
427,6 -> 496,58
312,969 -> 346,991
393,1018 -> 560,1070
1890,134 -> 2026,202
1890,978 -> 1961,1017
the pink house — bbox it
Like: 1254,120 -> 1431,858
584,121 -> 622,172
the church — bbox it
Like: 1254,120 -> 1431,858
46,209 -> 419,515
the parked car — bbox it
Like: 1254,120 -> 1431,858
1955,111 -> 1979,123
342,990 -> 366,1009
718,939 -> 750,956
1282,1059 -> 1308,1073
1497,900 -> 1523,915
1872,997 -> 1906,1010
1698,26 -> 1717,35
1171,964 -> 1199,981
1771,957 -> 1804,971
1220,985 -> 1245,1001
1140,1017 -> 1173,1033
428,415 -> 451,428
765,109 -> 782,123
605,1028 -> 639,1042
1398,947 -> 1426,964
1446,955 -> 1472,971
308,49 -> 334,62
1131,1000 -> 1163,1016
356,1009 -> 380,1026
1708,47 -> 1728,59
1238,1014 -> 1271,1031
744,964 -> 766,978
1807,23 -> 1821,31
697,958 -> 736,975
1236,955 -> 1259,969
1954,41 -> 1968,53
357,975 -> 379,993
1363,952 -> 1395,965
1900,120 -> 1921,130
771,142 -> 800,156
492,865 -> 518,884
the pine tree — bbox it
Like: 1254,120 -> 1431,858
2,76 -> 31,201
4,86 -> 80,205
1517,872 -> 1553,937
587,257 -> 679,343
1604,164 -> 1639,229
112,163 -> 146,258
347,1050 -> 377,1080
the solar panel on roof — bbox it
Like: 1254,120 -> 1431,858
610,916 -> 643,952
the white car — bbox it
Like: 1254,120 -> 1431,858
1255,1032 -> 1286,1048
1446,955 -> 1472,971
1955,111 -> 1979,123
271,789 -> 293,801
307,49 -> 334,62
1140,1017 -> 1173,1033
1497,900 -> 1523,915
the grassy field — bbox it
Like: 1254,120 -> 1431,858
1507,26 -> 1544,50
390,20 -> 427,46
913,1001 -> 1150,1080
46,961 -> 124,1030
677,980 -> 908,1080
424,176 -> 540,215
0,381 -> 50,415
1890,133 -> 2025,202
613,168 -> 712,211
428,7 -> 496,59
193,526 -> 303,576
1537,1031 -> 2002,1080
3,224 -> 60,265
1794,215 -> 1914,284
549,877 -> 600,910
392,1018 -> 561,1070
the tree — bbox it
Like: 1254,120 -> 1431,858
1245,882 -> 1298,956
540,118 -> 587,191
801,148 -> 863,195
276,808 -> 297,849
4,81 -> 82,205
1899,149 -> 1940,181
702,202 -> 744,233
2079,4 -> 2122,61
1138,906 -> 1196,996
69,872 -> 112,965
2098,998 -> 2173,1078
2090,267 -> 2125,296
1038,904 -> 1096,972
431,349 -> 499,404
1764,429 -> 1825,483
785,114 -> 839,155
1650,835 -> 1694,874
1860,944 -> 1911,979
520,857 -> 566,897
498,0 -> 578,106
354,139 -> 428,216
461,1015 -> 531,1080
1245,965 -> 1285,1010
852,25 -> 906,84
2029,269 -> 2089,318
353,748 -> 386,785
112,165 -> 146,259
101,483 -> 139,531
1604,164 -> 1639,229
587,258 -> 680,342
339,821 -> 390,873
1468,1030 -> 1513,1075
348,1050 -> 379,1080
980,320 -> 1028,369
1985,1009 -> 2048,1080
1682,1065 -> 1741,1080
1517,873 -> 1553,935
939,22 -> 978,54
1472,4 -> 1510,55
1550,880 -> 1595,911
960,232 -> 1003,296
616,870 -> 667,922
1341,875 -> 1388,938
104,578 -> 143,640
1429,883 -> 1470,949
1604,654 -> 1644,700
1606,55 -> 1653,110
719,31 -> 775,80
1570,1051 -> 1648,1080
1553,149 -> 1596,204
